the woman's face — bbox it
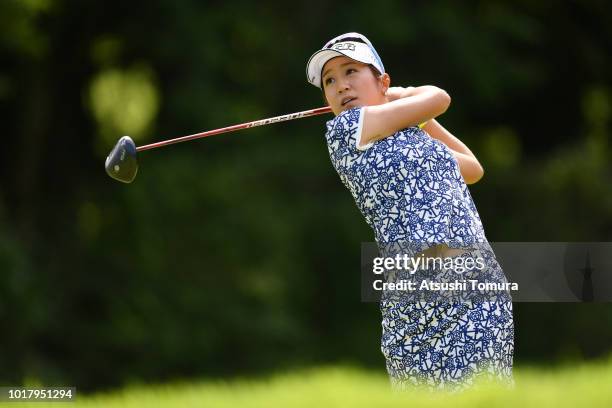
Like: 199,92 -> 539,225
322,56 -> 389,115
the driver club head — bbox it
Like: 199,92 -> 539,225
105,136 -> 138,183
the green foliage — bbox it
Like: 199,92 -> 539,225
88,65 -> 159,148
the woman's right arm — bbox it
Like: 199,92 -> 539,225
360,86 -> 450,148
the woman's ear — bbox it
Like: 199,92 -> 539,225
379,73 -> 391,94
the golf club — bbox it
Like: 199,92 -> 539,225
105,106 -> 333,183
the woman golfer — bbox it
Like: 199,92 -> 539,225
306,33 -> 514,390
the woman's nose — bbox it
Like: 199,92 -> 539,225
337,80 -> 349,93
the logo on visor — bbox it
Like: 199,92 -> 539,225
333,43 -> 356,51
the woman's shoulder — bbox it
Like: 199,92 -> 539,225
323,108 -> 433,153
325,107 -> 363,133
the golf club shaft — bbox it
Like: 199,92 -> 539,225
136,106 -> 333,152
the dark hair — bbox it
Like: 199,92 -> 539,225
321,64 -> 382,104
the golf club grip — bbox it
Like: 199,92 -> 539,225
136,106 -> 333,152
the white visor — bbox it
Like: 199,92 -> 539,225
306,37 -> 385,88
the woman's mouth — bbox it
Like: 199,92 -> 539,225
341,97 -> 357,106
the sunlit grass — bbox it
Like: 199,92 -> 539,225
9,356 -> 612,408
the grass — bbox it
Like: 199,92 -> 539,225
6,357 -> 612,407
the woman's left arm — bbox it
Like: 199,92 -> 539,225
386,86 -> 484,184
421,119 -> 484,184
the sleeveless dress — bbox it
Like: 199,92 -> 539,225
324,107 -> 514,390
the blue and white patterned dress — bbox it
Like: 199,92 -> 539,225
324,107 -> 514,390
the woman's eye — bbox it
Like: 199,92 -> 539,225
347,68 -> 356,74
324,77 -> 334,86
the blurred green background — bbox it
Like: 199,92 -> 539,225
0,0 -> 611,394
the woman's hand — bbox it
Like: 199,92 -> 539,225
385,86 -> 416,102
